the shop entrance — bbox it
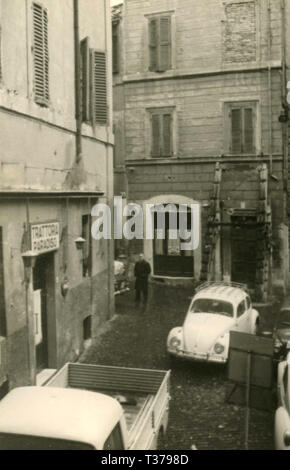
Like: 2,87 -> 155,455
33,253 -> 55,373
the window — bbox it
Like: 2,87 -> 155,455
245,296 -> 251,310
225,102 -> 257,154
103,423 -> 124,450
92,50 -> 107,125
148,16 -> 171,72
0,228 -> 6,337
112,22 -> 119,74
82,215 -> 92,278
150,108 -> 173,158
32,2 -> 49,106
83,315 -> 92,341
80,39 -> 108,126
190,299 -> 233,318
237,300 -> 246,318
80,37 -> 90,123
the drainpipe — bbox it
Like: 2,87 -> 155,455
104,0 -> 114,319
281,0 -> 288,223
73,0 -> 82,163
267,0 -> 273,176
281,0 -> 289,290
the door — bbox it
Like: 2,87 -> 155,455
33,254 -> 52,372
231,217 -> 257,288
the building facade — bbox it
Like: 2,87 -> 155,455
113,0 -> 290,300
0,0 -> 114,394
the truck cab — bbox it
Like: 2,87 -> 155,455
0,363 -> 170,450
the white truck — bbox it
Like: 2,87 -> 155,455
0,363 -> 170,450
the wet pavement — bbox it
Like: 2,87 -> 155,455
81,283 -> 275,450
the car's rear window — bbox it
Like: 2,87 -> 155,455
190,298 -> 234,317
0,433 -> 95,450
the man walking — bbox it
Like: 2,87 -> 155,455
134,253 -> 151,308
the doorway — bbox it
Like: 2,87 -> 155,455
33,253 -> 55,373
231,216 -> 258,288
153,208 -> 194,277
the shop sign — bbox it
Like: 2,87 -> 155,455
31,222 -> 60,255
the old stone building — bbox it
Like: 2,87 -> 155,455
0,0 -> 114,395
113,0 -> 290,300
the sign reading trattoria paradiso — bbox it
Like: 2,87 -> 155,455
30,222 -> 60,255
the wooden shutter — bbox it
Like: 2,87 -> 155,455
92,50 -> 107,125
149,19 -> 158,71
33,3 -> 49,106
112,23 -> 119,74
231,108 -> 242,153
151,114 -> 161,157
159,16 -> 171,72
163,114 -> 172,156
243,108 -> 254,153
81,37 -> 90,122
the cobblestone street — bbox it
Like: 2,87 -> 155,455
81,284 -> 275,450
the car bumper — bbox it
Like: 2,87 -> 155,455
168,348 -> 227,364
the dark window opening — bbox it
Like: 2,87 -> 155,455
112,22 -> 119,74
80,37 -> 90,122
153,207 -> 193,277
82,215 -> 92,278
83,315 -> 92,341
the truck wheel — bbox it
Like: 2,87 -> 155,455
157,428 -> 165,450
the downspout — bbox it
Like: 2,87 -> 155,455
73,0 -> 82,163
281,0 -> 289,290
267,0 -> 273,175
25,198 -> 35,385
104,0 -> 113,319
281,0 -> 288,224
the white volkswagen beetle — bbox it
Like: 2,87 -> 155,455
167,282 -> 259,364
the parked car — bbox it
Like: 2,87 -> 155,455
274,299 -> 290,361
275,350 -> 290,450
0,363 -> 170,450
114,259 -> 130,296
167,282 -> 259,364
